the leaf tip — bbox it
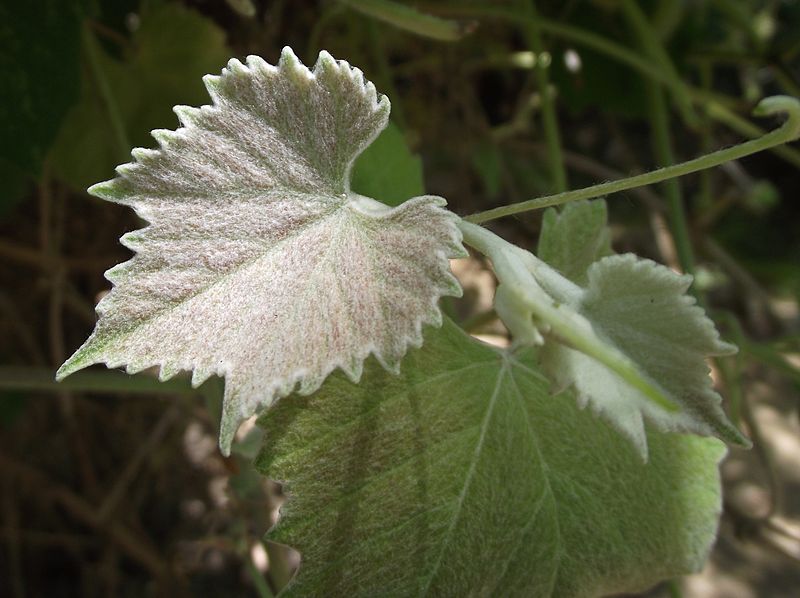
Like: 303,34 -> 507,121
315,49 -> 337,70
87,179 -> 122,200
715,339 -> 738,356
245,54 -> 274,74
219,386 -> 247,457
718,417 -> 752,450
225,57 -> 249,75
55,346 -> 95,381
202,73 -> 222,99
279,46 -> 311,80
173,104 -> 201,128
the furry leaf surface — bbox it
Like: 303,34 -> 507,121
57,48 -> 465,453
539,253 -> 747,459
257,319 -> 726,597
459,214 -> 747,460
537,199 -> 613,286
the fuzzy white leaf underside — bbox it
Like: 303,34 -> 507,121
57,48 -> 465,453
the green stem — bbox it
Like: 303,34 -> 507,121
652,0 -> 685,40
465,95 -> 800,223
367,20 -> 406,128
436,5 -> 674,91
646,79 -> 696,276
703,97 -> 800,169
245,553 -> 276,598
82,26 -> 130,160
620,0 -> 697,126
338,0 -> 470,41
434,3 -> 800,167
518,0 -> 567,192
0,366 -> 197,395
620,0 -> 696,274
696,61 -> 715,212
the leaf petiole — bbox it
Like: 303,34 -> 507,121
465,95 -> 800,223
458,220 -> 679,414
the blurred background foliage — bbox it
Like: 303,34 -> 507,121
1,0 -> 799,596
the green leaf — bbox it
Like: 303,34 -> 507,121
540,253 -> 748,458
537,199 -> 613,286
57,48 -> 465,455
459,221 -> 748,460
49,3 -> 231,190
256,319 -> 727,596
338,0 -> 474,41
351,121 -> 424,207
0,0 -> 83,175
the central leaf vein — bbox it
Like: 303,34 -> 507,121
419,361 -> 509,596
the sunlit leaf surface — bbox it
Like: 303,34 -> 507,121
57,48 -> 465,453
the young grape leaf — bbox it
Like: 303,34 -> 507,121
257,319 -> 727,597
537,199 -> 613,286
460,219 -> 748,460
539,253 -> 748,459
56,48 -> 465,454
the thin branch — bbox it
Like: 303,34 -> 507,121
0,366 -> 198,395
0,452 -> 169,579
97,405 -> 181,523
466,96 -> 800,222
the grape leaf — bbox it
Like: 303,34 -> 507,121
256,319 -> 726,597
56,48 -> 465,454
460,220 -> 747,460
537,199 -> 613,286
539,253 -> 748,459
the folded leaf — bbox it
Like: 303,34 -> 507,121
57,48 -> 465,454
257,319 -> 727,596
541,253 -> 748,458
459,220 -> 747,460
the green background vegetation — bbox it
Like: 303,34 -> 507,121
1,0 -> 799,596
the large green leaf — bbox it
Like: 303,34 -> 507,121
49,3 -> 231,190
57,48 -> 465,455
256,320 -> 726,597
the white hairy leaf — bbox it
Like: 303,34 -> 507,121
56,47 -> 466,454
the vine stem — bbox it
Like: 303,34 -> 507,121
620,0 -> 697,126
518,0 -> 567,192
431,3 -> 800,167
465,95 -> 800,223
621,0 -> 696,276
0,365 -> 197,395
82,26 -> 130,160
